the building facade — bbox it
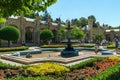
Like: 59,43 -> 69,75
1,14 -> 61,46
1,15 -> 120,46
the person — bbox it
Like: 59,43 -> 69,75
22,41 -> 26,46
115,38 -> 119,51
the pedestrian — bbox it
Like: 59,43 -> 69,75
115,38 -> 119,52
22,41 -> 26,46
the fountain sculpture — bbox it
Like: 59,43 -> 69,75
61,21 -> 79,56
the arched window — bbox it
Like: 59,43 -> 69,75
25,27 -> 34,43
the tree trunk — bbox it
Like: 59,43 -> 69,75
8,40 -> 10,47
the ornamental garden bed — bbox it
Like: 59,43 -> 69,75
41,43 -> 95,48
107,42 -> 120,49
0,46 -> 28,52
0,56 -> 120,80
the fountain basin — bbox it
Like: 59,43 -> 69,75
61,49 -> 79,56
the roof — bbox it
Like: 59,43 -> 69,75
52,23 -> 58,26
105,29 -> 120,32
25,17 -> 35,22
8,16 -> 65,26
82,25 -> 90,31
9,16 -> 19,19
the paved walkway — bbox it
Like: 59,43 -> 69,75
0,58 -> 23,66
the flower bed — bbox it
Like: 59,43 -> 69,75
0,57 -> 120,80
62,58 -> 118,80
0,46 -> 28,52
27,62 -> 70,76
79,44 -> 95,48
41,44 -> 80,48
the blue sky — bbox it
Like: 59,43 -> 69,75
45,0 -> 120,27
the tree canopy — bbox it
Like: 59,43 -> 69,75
0,0 -> 57,17
71,25 -> 85,39
40,29 -> 54,41
79,17 -> 87,27
0,26 -> 20,46
94,34 -> 104,41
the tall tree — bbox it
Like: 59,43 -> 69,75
58,25 -> 67,40
0,0 -> 57,18
79,17 -> 88,28
71,19 -> 80,27
88,15 -> 96,22
71,25 -> 85,39
88,15 -> 97,27
41,10 -> 51,21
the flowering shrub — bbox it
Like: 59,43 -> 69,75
63,58 -> 118,80
107,42 -> 120,49
108,56 -> 120,61
41,44 -> 80,48
27,62 -> 70,76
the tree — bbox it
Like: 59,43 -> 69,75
71,25 -> 85,39
88,15 -> 97,27
0,18 -> 6,23
41,10 -> 52,21
0,0 -> 57,18
0,26 -> 20,47
79,17 -> 87,28
71,19 -> 80,27
88,15 -> 96,22
94,34 -> 104,42
40,29 -> 54,44
58,25 -> 67,40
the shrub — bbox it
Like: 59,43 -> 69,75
88,63 -> 120,80
0,46 -> 28,52
27,62 -> 70,76
69,57 -> 103,71
79,44 -> 95,48
0,61 -> 27,69
108,56 -> 120,61
4,76 -> 55,80
40,29 -> 54,44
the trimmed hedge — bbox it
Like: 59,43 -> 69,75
41,45 -> 64,48
68,57 -> 103,71
0,61 -> 27,69
88,63 -> 120,80
0,46 -> 28,52
41,44 -> 95,48
79,44 -> 95,48
5,76 -> 55,80
41,45 -> 80,48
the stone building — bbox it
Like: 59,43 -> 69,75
83,18 -> 120,42
1,14 -> 61,46
1,15 -> 120,46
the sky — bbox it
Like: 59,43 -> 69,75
43,0 -> 120,27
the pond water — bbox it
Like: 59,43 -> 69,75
20,50 -> 100,58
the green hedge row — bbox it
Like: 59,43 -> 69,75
88,63 -> 120,80
0,61 -> 28,69
5,76 -> 55,80
0,61 -> 27,69
68,57 -> 103,71
41,44 -> 95,48
0,46 -> 28,52
41,45 -> 64,48
107,46 -> 120,49
79,44 -> 95,48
